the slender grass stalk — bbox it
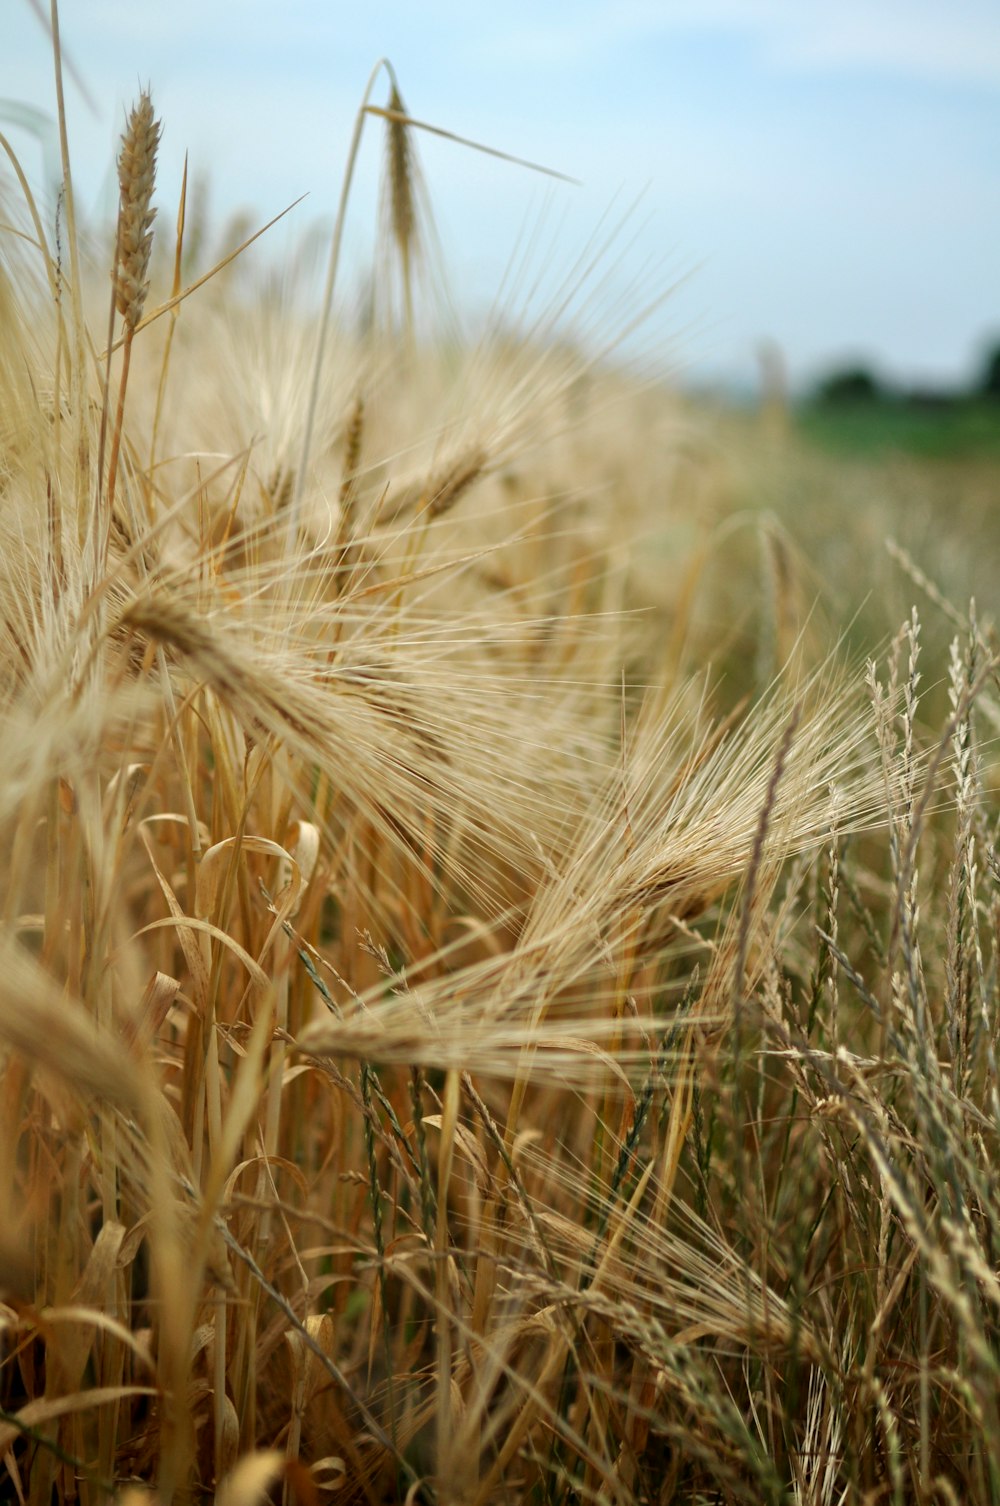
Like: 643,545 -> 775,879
47,0 -> 87,542
148,151 -> 189,493
104,91 -> 160,551
292,57 -> 392,545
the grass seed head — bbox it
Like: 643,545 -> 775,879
386,82 -> 416,278
114,90 -> 161,330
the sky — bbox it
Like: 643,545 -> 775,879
2,0 -> 999,393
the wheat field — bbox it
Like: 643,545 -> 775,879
2,31 -> 1000,1506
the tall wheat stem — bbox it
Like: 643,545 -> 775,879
48,2 -> 89,542
105,92 -> 160,564
291,57 -> 398,547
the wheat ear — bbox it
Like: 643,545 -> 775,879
115,92 -> 160,328
386,81 -> 416,334
104,91 -> 160,548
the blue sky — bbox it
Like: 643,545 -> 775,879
3,1 -> 999,391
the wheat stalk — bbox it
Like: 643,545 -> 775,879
103,90 -> 161,557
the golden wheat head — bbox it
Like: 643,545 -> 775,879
114,89 -> 161,330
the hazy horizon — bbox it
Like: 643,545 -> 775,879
3,1 -> 998,394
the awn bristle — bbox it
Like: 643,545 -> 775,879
114,91 -> 161,330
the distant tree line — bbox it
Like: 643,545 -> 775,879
813,338 -> 1000,408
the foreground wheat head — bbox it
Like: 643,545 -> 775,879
114,91 -> 160,330
0,37 -> 999,1506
